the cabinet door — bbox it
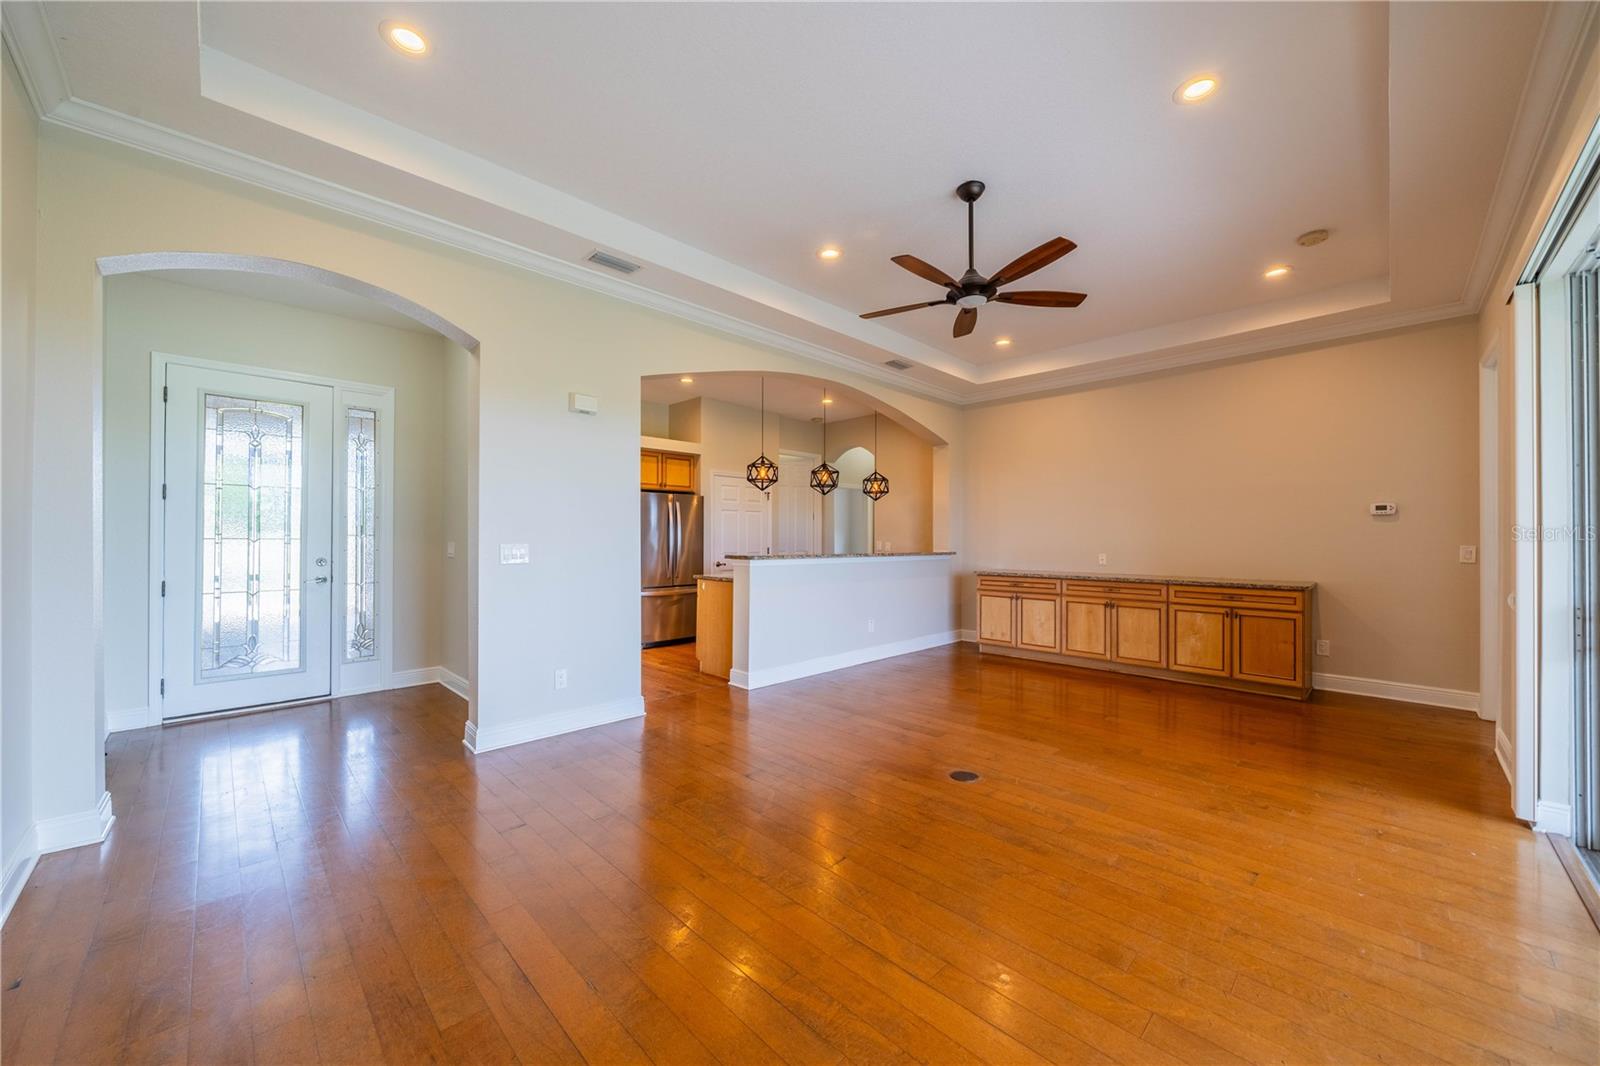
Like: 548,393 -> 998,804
1232,608 -> 1303,687
1017,595 -> 1059,653
1111,602 -> 1165,667
639,450 -> 662,489
1170,605 -> 1229,676
1062,599 -> 1110,659
978,592 -> 1016,646
660,453 -> 695,491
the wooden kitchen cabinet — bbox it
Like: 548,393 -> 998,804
640,448 -> 697,491
1062,599 -> 1110,659
1169,605 -> 1230,677
1111,601 -> 1165,668
977,571 -> 1313,700
1017,595 -> 1060,653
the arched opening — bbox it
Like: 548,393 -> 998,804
94,253 -> 480,739
831,446 -> 876,553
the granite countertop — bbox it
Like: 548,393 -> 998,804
695,573 -> 733,583
725,551 -> 958,561
978,568 -> 1315,591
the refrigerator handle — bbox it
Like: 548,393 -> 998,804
669,495 -> 679,567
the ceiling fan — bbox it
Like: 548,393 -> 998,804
860,180 -> 1085,339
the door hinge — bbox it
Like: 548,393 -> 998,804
160,580 -> 166,597
162,385 -> 168,402
1577,607 -> 1586,654
159,678 -> 165,697
160,483 -> 166,500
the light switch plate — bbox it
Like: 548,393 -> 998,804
1459,545 -> 1477,564
446,540 -> 456,559
500,543 -> 530,565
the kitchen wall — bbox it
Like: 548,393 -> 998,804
653,394 -> 935,559
963,317 -> 1482,694
2,47 -> 39,911
100,273 -> 471,717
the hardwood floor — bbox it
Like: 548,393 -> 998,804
3,643 -> 1596,1064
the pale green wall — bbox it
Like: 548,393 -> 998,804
101,273 -> 469,715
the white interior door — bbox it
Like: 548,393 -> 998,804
709,472 -> 771,571
775,453 -> 821,554
161,364 -> 335,718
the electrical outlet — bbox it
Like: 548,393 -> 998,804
1459,545 -> 1477,564
867,618 -> 876,634
553,668 -> 568,690
1315,639 -> 1331,656
1097,553 -> 1107,566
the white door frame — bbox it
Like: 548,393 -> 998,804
776,450 -> 822,555
147,352 -> 397,719
1480,344 -> 1502,726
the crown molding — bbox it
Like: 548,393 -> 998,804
1463,0 -> 1600,312
3,0 -> 1531,409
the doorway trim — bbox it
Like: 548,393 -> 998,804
146,351 -> 398,722
1480,343 -> 1503,732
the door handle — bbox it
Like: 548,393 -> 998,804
310,575 -> 329,585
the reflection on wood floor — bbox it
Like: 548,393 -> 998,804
3,641 -> 1595,1064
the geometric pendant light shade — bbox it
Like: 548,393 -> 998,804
810,389 -> 839,495
746,376 -> 778,493
862,410 -> 890,501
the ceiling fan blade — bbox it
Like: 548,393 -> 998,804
953,306 -> 977,338
988,237 -> 1077,287
859,300 -> 947,319
993,290 -> 1088,308
892,254 -> 960,289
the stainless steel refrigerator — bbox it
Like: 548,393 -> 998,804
641,490 -> 703,647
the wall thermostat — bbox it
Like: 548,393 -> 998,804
1370,502 -> 1398,516
568,392 -> 599,415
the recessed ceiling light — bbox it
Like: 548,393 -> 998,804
817,246 -> 842,261
994,337 -> 1013,348
1174,74 -> 1219,104
679,376 -> 693,384
821,396 -> 834,404
381,21 -> 429,56
1263,264 -> 1292,279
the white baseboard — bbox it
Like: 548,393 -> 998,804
1311,672 -> 1479,712
1,827 -> 39,928
383,666 -> 472,699
731,630 -> 961,690
3,792 -> 116,929
463,696 -> 644,754
1535,799 -> 1573,836
1495,726 -> 1514,788
436,667 -> 470,700
34,791 -> 114,856
106,705 -> 156,734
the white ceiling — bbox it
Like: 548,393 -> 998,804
642,373 -> 877,426
9,1 -> 1586,403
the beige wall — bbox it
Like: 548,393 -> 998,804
101,274 -> 469,715
2,47 -> 38,872
963,318 -> 1483,692
18,125 -> 965,825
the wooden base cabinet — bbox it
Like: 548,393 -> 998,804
979,572 -> 1313,700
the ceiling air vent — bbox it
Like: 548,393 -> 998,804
883,359 -> 914,371
586,250 -> 642,275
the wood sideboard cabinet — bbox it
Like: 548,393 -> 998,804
977,571 -> 1314,699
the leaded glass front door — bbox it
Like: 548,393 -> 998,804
161,365 -> 334,718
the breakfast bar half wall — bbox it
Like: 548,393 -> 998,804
726,553 -> 959,689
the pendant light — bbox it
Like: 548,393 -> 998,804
862,411 -> 890,501
745,376 -> 779,493
810,389 -> 839,495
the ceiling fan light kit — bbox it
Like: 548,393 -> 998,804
860,180 -> 1087,338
